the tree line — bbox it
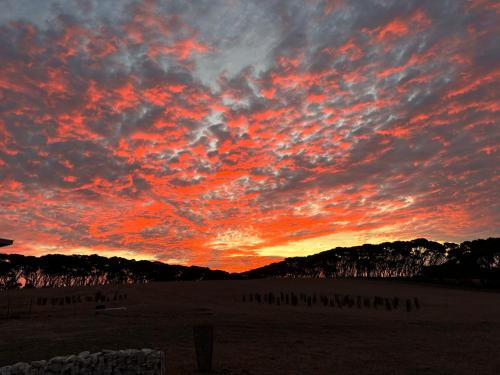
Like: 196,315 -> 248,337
0,253 -> 233,290
242,238 -> 500,283
1,238 -> 498,290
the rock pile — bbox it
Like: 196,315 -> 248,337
0,348 -> 165,375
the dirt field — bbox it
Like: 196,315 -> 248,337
1,279 -> 499,374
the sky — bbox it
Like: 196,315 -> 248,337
0,0 -> 499,272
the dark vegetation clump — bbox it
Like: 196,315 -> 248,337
392,297 -> 400,309
335,295 -> 343,309
2,289 -> 127,319
37,290 -> 127,308
384,299 -> 392,311
240,291 -> 422,313
406,299 -> 412,312
268,292 -> 275,305
363,297 -> 371,308
414,298 -> 421,309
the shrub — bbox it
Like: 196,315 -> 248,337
385,299 -> 392,311
392,297 -> 399,309
363,297 -> 371,308
356,296 -> 362,308
414,297 -> 420,309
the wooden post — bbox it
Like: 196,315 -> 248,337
193,324 -> 214,372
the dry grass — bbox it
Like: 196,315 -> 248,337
0,279 -> 499,374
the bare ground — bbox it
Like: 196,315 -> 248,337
1,279 -> 499,374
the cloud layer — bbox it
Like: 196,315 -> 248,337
1,0 -> 499,271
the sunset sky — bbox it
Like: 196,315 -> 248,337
0,0 -> 499,272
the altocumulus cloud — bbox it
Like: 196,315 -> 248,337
0,0 -> 499,271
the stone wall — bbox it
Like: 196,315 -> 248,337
0,348 -> 165,375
